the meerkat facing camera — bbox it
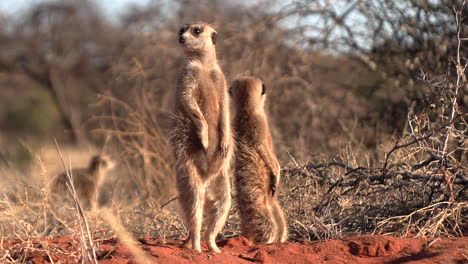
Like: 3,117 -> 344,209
170,22 -> 232,253
230,76 -> 288,244
50,154 -> 114,210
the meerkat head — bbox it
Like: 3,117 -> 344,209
178,22 -> 218,54
229,76 -> 267,112
88,155 -> 115,173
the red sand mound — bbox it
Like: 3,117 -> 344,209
2,235 -> 467,264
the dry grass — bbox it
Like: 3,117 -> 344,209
53,140 -> 98,263
0,144 -> 184,263
374,201 -> 467,238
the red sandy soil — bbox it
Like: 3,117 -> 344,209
2,235 -> 467,264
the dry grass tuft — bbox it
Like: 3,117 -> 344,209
53,139 -> 97,263
374,202 -> 467,237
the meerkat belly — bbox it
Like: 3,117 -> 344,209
196,86 -> 220,148
195,78 -> 224,169
170,74 -> 224,176
235,139 -> 270,201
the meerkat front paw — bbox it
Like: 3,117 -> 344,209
269,165 -> 281,196
219,135 -> 230,157
269,174 -> 277,197
198,125 -> 209,153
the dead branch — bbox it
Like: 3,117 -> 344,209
283,161 -> 468,186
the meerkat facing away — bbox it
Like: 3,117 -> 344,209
170,22 -> 232,253
50,155 -> 115,210
230,76 -> 288,244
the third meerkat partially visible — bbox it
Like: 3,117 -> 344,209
51,154 -> 114,210
170,22 -> 232,253
46,154 -> 114,235
230,76 -> 288,244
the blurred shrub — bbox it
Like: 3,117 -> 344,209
3,90 -> 59,141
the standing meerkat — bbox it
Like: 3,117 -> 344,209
170,22 -> 232,253
230,76 -> 288,244
50,155 -> 114,210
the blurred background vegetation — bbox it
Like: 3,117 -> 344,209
0,0 -> 466,240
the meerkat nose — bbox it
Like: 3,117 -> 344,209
179,36 -> 185,44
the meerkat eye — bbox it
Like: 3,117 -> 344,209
229,87 -> 233,96
261,83 -> 266,95
212,31 -> 218,45
193,27 -> 203,36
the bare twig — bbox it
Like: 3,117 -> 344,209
442,0 -> 467,153
160,196 -> 178,210
54,139 -> 97,264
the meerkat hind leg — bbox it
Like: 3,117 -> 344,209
271,199 -> 288,242
253,209 -> 277,244
203,170 -> 231,253
265,201 -> 279,243
177,166 -> 205,252
243,196 -> 277,244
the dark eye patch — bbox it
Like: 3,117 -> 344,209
179,26 -> 188,36
193,27 -> 203,36
261,83 -> 266,95
212,31 -> 218,44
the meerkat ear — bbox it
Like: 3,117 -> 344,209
212,31 -> 218,45
261,83 -> 266,95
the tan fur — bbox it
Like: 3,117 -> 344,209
50,155 -> 114,210
230,76 -> 287,244
170,22 -> 232,253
